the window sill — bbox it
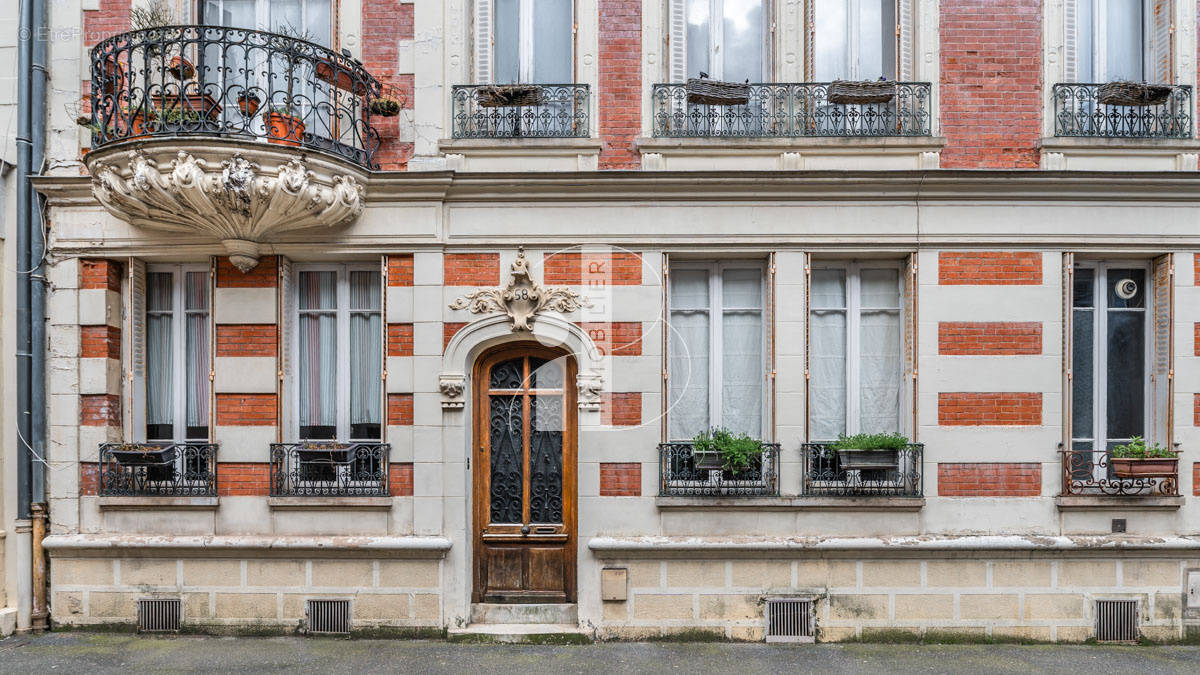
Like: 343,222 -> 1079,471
1039,137 -> 1200,171
267,496 -> 394,509
655,496 -> 925,511
439,137 -> 602,172
1055,495 -> 1183,510
97,496 -> 218,509
637,136 -> 945,171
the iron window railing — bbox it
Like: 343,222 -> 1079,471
98,442 -> 217,497
270,442 -> 389,497
1060,447 -> 1179,497
87,25 -> 385,168
1052,83 -> 1192,138
451,84 -> 590,138
651,82 -> 932,138
659,441 -> 780,497
801,443 -> 924,497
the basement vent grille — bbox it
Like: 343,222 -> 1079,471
765,598 -> 814,643
1095,600 -> 1139,642
137,598 -> 181,633
307,599 -> 351,635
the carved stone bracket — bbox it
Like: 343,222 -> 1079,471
439,373 -> 466,410
90,149 -> 365,271
576,371 -> 603,412
449,247 -> 592,331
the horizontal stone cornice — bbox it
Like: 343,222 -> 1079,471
43,534 -> 452,559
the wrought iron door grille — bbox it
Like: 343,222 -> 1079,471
765,598 -> 814,643
137,598 -> 181,632
307,599 -> 351,634
1095,600 -> 1139,642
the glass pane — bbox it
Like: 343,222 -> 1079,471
529,394 -> 564,523
809,310 -> 847,440
860,268 -> 900,308
722,0 -> 764,82
184,272 -> 210,434
206,0 -> 254,27
722,268 -> 761,308
1071,308 -> 1095,439
722,310 -> 762,437
349,271 -> 381,310
146,273 -> 174,437
671,268 -> 710,309
1107,268 -> 1145,309
349,311 -> 381,437
1106,0 -> 1143,81
814,0 -> 849,81
490,358 -> 526,389
859,309 -> 901,434
532,0 -> 573,83
298,290 -> 337,436
298,271 -> 336,310
858,0 -> 896,79
532,358 -> 564,389
668,311 -> 710,439
303,0 -> 332,47
1077,0 -> 1095,82
489,394 -> 524,524
686,0 -> 711,78
810,269 -> 846,309
1073,267 -> 1094,307
494,0 -> 520,83
147,272 -> 174,312
1106,310 -> 1145,440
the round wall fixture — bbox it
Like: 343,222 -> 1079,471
1115,278 -> 1138,300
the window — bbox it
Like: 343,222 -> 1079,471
808,263 -> 903,441
1074,0 -> 1148,82
491,0 -> 573,84
145,266 -> 211,442
814,0 -> 897,81
294,266 -> 382,441
200,0 -> 332,45
667,263 -> 765,440
684,0 -> 768,82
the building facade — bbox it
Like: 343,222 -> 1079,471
21,0 -> 1200,641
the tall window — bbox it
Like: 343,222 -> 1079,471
668,263 -> 765,440
814,0 -> 897,81
685,0 -> 767,82
1075,0 -> 1150,82
1071,263 -> 1150,457
145,266 -> 211,442
200,0 -> 332,45
809,263 -> 903,440
295,266 -> 382,441
492,0 -> 573,83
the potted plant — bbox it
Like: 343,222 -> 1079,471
369,95 -> 401,117
692,427 -> 764,474
827,78 -> 897,105
830,432 -> 908,471
685,76 -> 751,106
237,91 -> 261,117
168,54 -> 195,80
158,107 -> 205,133
265,105 -> 305,146
1110,436 -> 1179,478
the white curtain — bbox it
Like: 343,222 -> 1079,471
809,269 -> 847,440
859,268 -> 901,434
669,269 -> 710,440
184,271 -> 210,434
721,268 -> 762,438
146,273 -> 174,435
349,271 -> 382,434
299,271 -> 337,434
815,0 -> 897,80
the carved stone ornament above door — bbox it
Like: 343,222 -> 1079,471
449,247 -> 592,331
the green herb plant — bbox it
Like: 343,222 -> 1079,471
1111,436 -> 1177,459
830,432 -> 909,451
693,427 -> 763,473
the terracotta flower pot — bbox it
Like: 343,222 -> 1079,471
1110,457 -> 1178,478
169,55 -> 195,80
265,111 -> 305,146
238,94 -> 261,117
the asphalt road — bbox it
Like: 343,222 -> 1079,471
2,633 -> 1200,674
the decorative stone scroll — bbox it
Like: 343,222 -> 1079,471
576,371 -> 603,412
439,374 -> 466,410
449,247 -> 592,331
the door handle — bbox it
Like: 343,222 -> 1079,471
520,524 -> 530,535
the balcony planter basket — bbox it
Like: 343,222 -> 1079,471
237,92 -> 261,117
1096,81 -> 1173,106
827,80 -> 896,105
315,60 -> 369,95
265,110 -> 305,146
369,96 -> 401,117
108,444 -> 177,466
168,55 -> 195,80
1111,456 -> 1178,478
296,443 -> 353,465
685,78 -> 750,106
477,84 -> 544,108
835,448 -> 901,471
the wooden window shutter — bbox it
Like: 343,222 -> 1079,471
277,255 -> 294,440
208,258 -> 217,439
1150,0 -> 1174,83
904,253 -> 918,439
669,0 -> 687,82
897,0 -> 913,80
1062,252 -> 1074,452
1063,0 -> 1078,82
127,258 -> 147,441
1151,253 -> 1174,447
475,0 -> 493,83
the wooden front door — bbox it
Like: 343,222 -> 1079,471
473,345 -> 577,603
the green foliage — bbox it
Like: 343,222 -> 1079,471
830,432 -> 909,451
1111,436 -> 1177,459
130,0 -> 175,31
693,427 -> 763,472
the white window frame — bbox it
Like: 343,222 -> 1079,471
808,260 -> 906,441
1071,260 -> 1154,467
666,260 -> 768,441
145,263 -> 212,443
486,0 -> 575,84
1078,0 -> 1153,82
813,0 -> 899,81
686,0 -> 772,81
290,263 -> 382,442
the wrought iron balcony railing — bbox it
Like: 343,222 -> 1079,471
652,82 -> 932,138
451,84 -> 590,138
1052,83 -> 1192,138
88,25 -> 384,168
801,443 -> 923,497
98,442 -> 217,497
659,441 -> 780,497
1060,448 -> 1179,497
270,442 -> 389,497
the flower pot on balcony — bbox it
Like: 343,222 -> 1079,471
315,60 -> 369,95
149,92 -> 222,121
836,448 -> 900,471
265,111 -> 305,146
1111,457 -> 1178,478
169,55 -> 196,80
108,444 -> 177,466
369,96 -> 401,117
685,78 -> 751,106
237,92 -> 261,117
828,80 -> 896,105
478,84 -> 544,108
99,57 -> 125,97
297,444 -> 352,465
1097,81 -> 1173,106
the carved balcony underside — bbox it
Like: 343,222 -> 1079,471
88,145 -> 365,271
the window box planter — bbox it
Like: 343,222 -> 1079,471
315,60 -> 369,95
827,80 -> 896,105
1110,457 -> 1178,479
685,78 -> 751,106
107,444 -> 177,466
835,448 -> 900,471
1096,81 -> 1173,106
477,84 -> 544,108
265,111 -> 305,146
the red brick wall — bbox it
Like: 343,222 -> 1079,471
81,0 -> 131,119
444,322 -> 468,350
938,252 -> 1043,285
1194,254 -> 1200,286
1195,393 -> 1200,426
217,463 -> 271,496
444,253 -> 500,286
216,256 -> 277,288
939,0 -> 1041,168
80,259 -> 123,291
1195,323 -> 1200,356
598,0 -> 641,169
388,393 -> 414,426
1194,463 -> 1200,496
602,393 -> 642,426
578,322 -> 642,356
388,254 -> 414,287
599,462 -> 641,496
80,462 -> 100,496
938,322 -> 1043,355
543,251 -> 643,286
80,325 -> 122,360
216,325 -> 278,358
362,0 -> 415,170
81,394 -> 121,427
390,463 -> 414,496
215,394 -> 277,426
938,463 -> 1042,496
938,392 -> 1042,425
388,324 -> 414,357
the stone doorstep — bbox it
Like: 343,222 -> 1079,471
0,607 -> 16,637
470,603 -> 578,625
447,623 -> 593,645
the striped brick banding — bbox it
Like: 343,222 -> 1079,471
389,463 -> 414,497
388,324 -> 414,357
79,462 -> 100,496
216,256 -> 277,288
216,325 -> 278,358
542,251 -> 643,286
81,394 -> 121,427
601,392 -> 642,426
938,392 -> 1042,426
938,252 -> 1042,285
388,393 -> 414,426
938,322 -> 1043,355
215,394 -> 277,426
217,463 -> 271,496
80,325 -> 122,360
444,322 -> 467,351
578,322 -> 643,356
444,253 -> 500,287
938,463 -> 1042,497
387,254 -> 414,287
599,463 -> 642,496
79,259 -> 123,291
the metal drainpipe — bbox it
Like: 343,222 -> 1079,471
29,0 -> 49,632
